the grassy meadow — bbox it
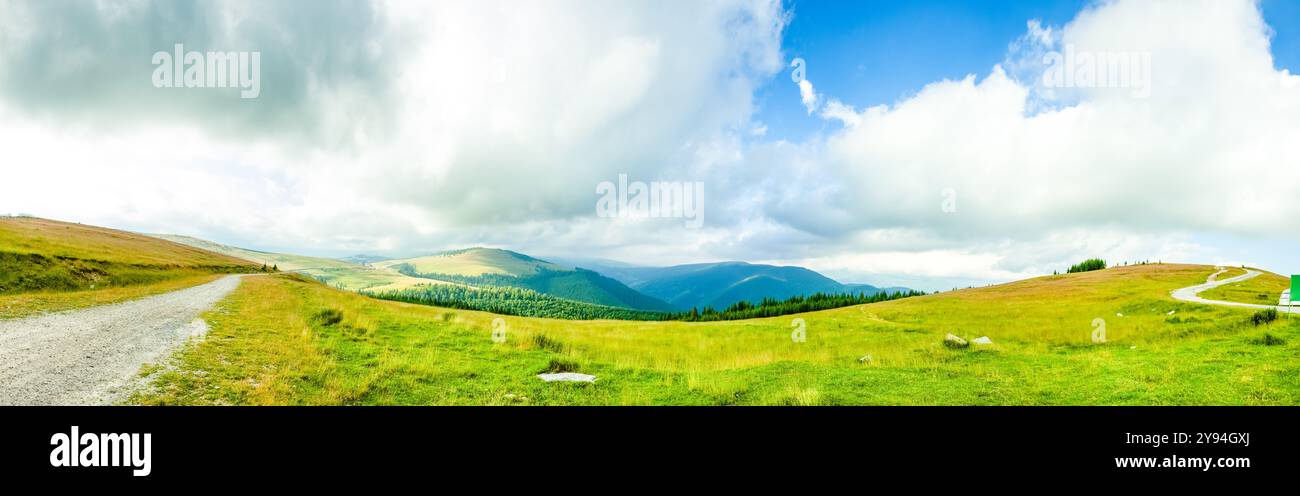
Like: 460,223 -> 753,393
133,264 -> 1300,405
0,217 -> 257,319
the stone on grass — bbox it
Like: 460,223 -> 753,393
538,372 -> 597,383
858,354 -> 873,364
943,333 -> 969,349
972,336 -> 993,345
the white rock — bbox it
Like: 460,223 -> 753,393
943,333 -> 969,349
1116,312 -> 1124,317
1167,310 -> 1176,315
972,336 -> 993,345
858,354 -> 873,364
538,373 -> 597,383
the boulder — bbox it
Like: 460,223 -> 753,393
972,336 -> 993,345
537,372 -> 597,383
943,333 -> 969,349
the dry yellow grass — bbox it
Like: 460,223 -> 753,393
0,273 -> 223,319
0,217 -> 255,267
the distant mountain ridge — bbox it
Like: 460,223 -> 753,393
547,257 -> 913,311
377,248 -> 675,312
340,254 -> 390,265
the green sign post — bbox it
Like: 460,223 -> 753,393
1293,275 -> 1299,304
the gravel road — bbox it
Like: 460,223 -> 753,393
1171,268 -> 1295,312
0,275 -> 245,405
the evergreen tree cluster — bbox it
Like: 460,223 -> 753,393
365,283 -> 926,322
1067,258 -> 1107,273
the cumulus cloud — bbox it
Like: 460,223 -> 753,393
1,0 -> 1298,290
0,0 -> 788,246
756,0 -> 1300,287
797,78 -> 819,113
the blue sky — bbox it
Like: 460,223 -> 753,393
759,0 -> 1300,140
758,0 -> 1087,141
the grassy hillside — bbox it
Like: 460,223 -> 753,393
2,218 -> 253,267
133,263 -> 1300,405
382,248 -> 674,311
0,217 -> 258,318
1200,268 -> 1290,306
375,248 -> 569,277
153,234 -> 432,292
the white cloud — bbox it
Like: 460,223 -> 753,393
0,0 -> 788,250
2,0 -> 1298,287
767,0 -> 1300,281
797,78 -> 819,114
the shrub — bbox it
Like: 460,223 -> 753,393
530,334 -> 566,353
310,308 -> 344,327
1253,333 -> 1286,346
1250,309 -> 1278,326
542,358 -> 580,373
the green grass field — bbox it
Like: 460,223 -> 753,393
0,217 -> 257,318
132,264 -> 1300,405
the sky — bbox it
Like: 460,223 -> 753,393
1,0 -> 1298,291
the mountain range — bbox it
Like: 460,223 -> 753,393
548,257 -> 910,310
152,233 -> 910,313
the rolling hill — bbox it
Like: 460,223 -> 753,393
376,248 -> 675,311
0,216 -> 259,318
151,234 -> 433,292
552,257 -> 912,311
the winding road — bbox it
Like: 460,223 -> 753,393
0,275 -> 245,405
1170,268 -> 1294,312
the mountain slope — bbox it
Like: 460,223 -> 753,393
151,234 -> 433,292
2,217 -> 255,269
374,248 -> 569,277
379,248 -> 674,312
150,234 -> 356,271
0,217 -> 256,295
0,216 -> 259,318
551,257 -> 914,311
626,262 -> 864,310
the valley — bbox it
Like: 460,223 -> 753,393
2,217 -> 1296,406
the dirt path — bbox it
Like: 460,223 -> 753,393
1170,268 -> 1293,312
0,275 -> 245,405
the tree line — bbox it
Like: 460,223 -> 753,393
364,282 -> 926,322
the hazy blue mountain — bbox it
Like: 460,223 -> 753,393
339,254 -> 391,265
552,258 -> 909,311
379,248 -> 675,312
